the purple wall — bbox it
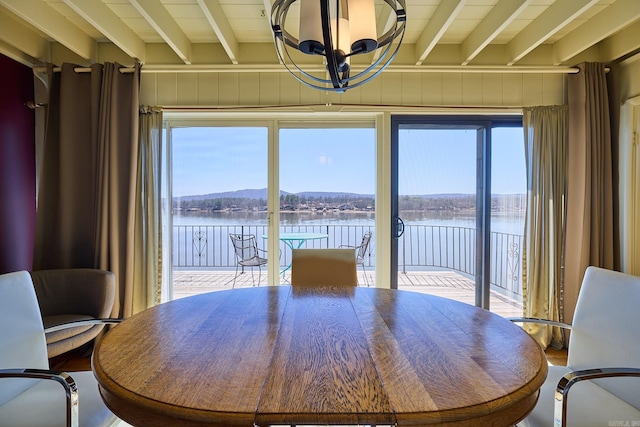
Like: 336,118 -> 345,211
0,55 -> 35,274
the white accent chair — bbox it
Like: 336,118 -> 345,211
291,248 -> 357,287
0,271 -> 120,427
512,266 -> 640,427
31,268 -> 116,358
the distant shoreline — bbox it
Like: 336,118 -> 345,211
173,207 -> 525,215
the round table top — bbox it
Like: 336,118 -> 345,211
93,286 -> 547,427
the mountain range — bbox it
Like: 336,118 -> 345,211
173,189 -> 505,201
175,189 -> 375,201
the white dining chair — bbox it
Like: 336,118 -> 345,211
512,266 -> 640,426
0,270 -> 120,427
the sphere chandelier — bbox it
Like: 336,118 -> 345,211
271,0 -> 407,92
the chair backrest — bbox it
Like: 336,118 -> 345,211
230,234 -> 258,261
291,248 -> 357,287
31,268 -> 116,317
356,232 -> 373,263
567,266 -> 640,409
0,271 -> 49,405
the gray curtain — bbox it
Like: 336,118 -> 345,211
33,62 -> 146,318
564,62 -> 618,325
522,105 -> 568,350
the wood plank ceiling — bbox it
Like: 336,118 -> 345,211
0,0 -> 639,71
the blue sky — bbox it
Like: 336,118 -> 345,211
171,126 -> 525,197
400,127 -> 526,195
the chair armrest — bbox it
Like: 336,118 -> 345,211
257,247 -> 268,257
0,368 -> 78,427
508,317 -> 573,330
554,367 -> 640,427
44,318 -> 122,334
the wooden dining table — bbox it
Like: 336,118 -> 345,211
93,286 -> 547,427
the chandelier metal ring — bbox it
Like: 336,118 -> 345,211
271,0 -> 407,92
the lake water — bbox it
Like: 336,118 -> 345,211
173,210 -> 525,235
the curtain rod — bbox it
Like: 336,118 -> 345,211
34,64 -> 588,75
27,102 -> 525,112
34,66 -> 136,74
162,103 -> 526,113
143,64 -> 583,74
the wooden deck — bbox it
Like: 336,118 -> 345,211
172,269 -> 523,317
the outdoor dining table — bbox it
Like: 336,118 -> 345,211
262,232 -> 328,275
93,286 -> 547,427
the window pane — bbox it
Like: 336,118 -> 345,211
397,127 -> 477,306
490,127 -> 525,315
278,128 -> 376,284
171,126 -> 268,297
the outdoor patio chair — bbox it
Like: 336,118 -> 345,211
0,270 -> 121,427
291,248 -> 357,287
340,231 -> 373,286
511,266 -> 640,427
229,233 -> 268,288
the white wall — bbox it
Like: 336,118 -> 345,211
620,58 -> 640,102
140,71 -> 565,108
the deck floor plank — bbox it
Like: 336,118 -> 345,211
172,270 -> 523,317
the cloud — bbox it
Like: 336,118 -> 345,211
319,153 -> 333,166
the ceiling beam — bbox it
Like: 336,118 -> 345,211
415,0 -> 467,65
261,0 -> 280,63
370,3 -> 394,63
130,0 -> 191,64
0,40 -> 37,67
461,0 -> 531,65
63,0 -> 145,62
197,0 -> 239,65
0,10 -> 48,61
553,0 -> 640,65
599,19 -> 640,63
0,0 -> 96,60
506,0 -> 599,66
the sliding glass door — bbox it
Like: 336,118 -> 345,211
165,119 -> 376,294
391,117 -> 524,315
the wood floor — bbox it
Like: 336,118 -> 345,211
50,344 -> 94,372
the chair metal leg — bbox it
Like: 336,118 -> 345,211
361,264 -> 370,287
233,264 -> 240,289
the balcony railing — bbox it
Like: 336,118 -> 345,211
173,224 -> 522,299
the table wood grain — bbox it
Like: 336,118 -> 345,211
92,286 -> 547,426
